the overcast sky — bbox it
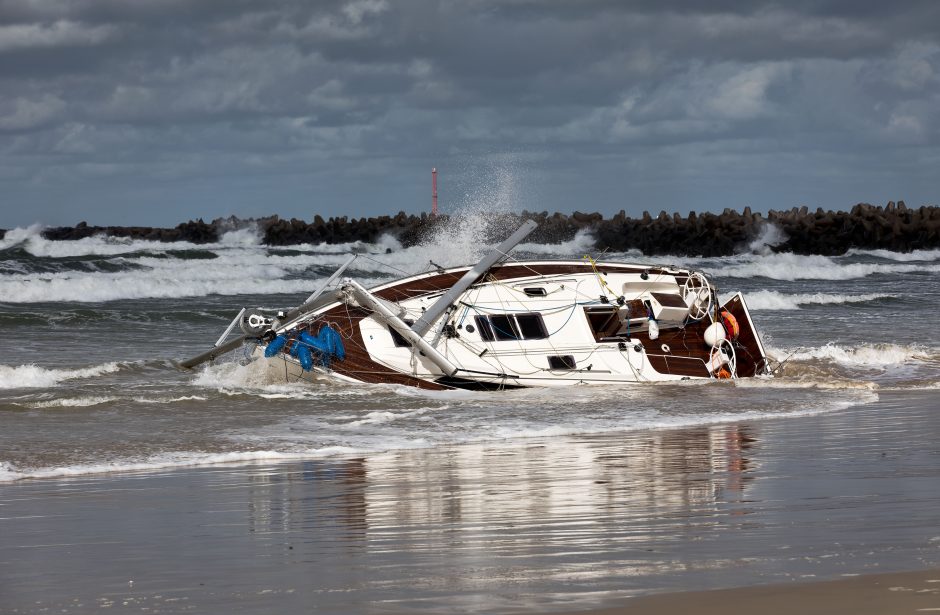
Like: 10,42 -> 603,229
1,0 -> 938,227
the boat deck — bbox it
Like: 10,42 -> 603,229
304,262 -> 766,388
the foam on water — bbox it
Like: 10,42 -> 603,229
711,252 -> 939,281
744,290 -> 894,310
0,362 -> 122,389
745,222 -> 788,255
518,228 -> 597,256
25,396 -> 118,409
773,342 -> 936,368
0,225 -> 263,258
343,406 -> 439,427
846,248 -> 940,262
0,449 -> 365,482
4,209 -> 938,304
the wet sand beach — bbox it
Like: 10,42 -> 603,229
570,568 -> 940,615
2,388 -> 938,614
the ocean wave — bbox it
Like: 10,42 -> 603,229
0,362 -> 123,389
772,342 -> 936,368
342,406 -> 439,427
744,290 -> 894,311
517,229 -> 597,256
0,384 -> 878,482
732,375 -> 880,391
711,253 -> 939,280
0,448 -> 365,483
744,222 -> 787,255
0,225 -> 265,259
845,248 -> 940,262
24,396 -> 119,409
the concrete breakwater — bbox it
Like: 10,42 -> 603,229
13,201 -> 940,256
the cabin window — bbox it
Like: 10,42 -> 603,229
516,313 -> 548,339
547,355 -> 576,370
489,315 -> 520,340
523,287 -> 547,297
474,316 -> 495,341
474,313 -> 548,342
388,319 -> 415,347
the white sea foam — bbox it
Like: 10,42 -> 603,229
2,225 -> 197,258
26,396 -> 118,408
745,222 -> 787,255
0,461 -> 18,482
776,342 -> 935,368
4,208 -> 938,305
745,290 -> 893,311
712,252 -> 939,280
343,406 -> 439,427
518,229 -> 597,256
0,449 -> 366,482
218,227 -> 263,246
0,225 -> 44,251
732,376 -> 880,391
845,248 -> 940,262
191,359 -> 285,390
130,395 -> 209,404
0,362 -> 122,389
0,247 -> 364,303
0,383 -> 877,482
487,400 -> 873,440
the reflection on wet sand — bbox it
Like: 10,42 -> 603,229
5,392 -> 939,614
239,424 -> 760,605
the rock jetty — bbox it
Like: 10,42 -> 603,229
10,201 -> 939,256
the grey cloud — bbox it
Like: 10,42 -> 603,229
0,0 -> 938,227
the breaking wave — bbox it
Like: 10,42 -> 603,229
845,248 -> 940,262
773,342 -> 936,368
712,253 -> 939,280
744,222 -> 787,255
745,290 -> 894,310
518,229 -> 596,256
0,362 -> 123,389
0,225 -> 263,259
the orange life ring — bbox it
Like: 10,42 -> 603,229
720,310 -> 740,340
716,367 -> 733,379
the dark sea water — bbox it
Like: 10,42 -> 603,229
2,220 -> 940,614
1,222 -> 938,482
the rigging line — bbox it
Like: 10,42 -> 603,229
450,335 -> 509,374
584,254 -> 619,300
458,299 -> 585,314
492,275 -> 574,375
492,250 -> 544,278
620,343 -> 648,382
356,254 -> 414,277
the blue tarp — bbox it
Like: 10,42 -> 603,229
265,326 -> 345,371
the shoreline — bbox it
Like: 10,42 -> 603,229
3,389 -> 939,614
568,568 -> 940,615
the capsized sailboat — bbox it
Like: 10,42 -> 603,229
180,221 -> 771,389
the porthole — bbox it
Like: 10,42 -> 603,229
661,343 -> 671,353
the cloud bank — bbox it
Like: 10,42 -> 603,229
1,0 -> 938,225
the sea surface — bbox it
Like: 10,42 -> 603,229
2,219 -> 940,613
1,220 -> 939,483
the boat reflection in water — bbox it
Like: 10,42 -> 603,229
240,424 -> 759,608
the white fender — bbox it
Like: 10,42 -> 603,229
704,321 -> 726,347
